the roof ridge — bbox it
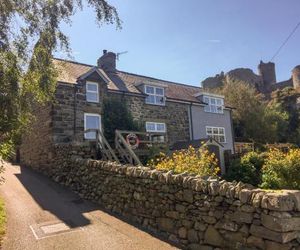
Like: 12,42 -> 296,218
53,57 -> 94,68
53,57 -> 201,90
117,70 -> 201,89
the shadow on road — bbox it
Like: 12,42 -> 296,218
15,165 -> 97,228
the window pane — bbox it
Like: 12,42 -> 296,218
155,88 -> 164,95
216,98 -> 222,105
219,135 -> 225,143
213,128 -> 218,134
87,92 -> 98,102
85,115 -> 100,139
211,105 -> 217,113
206,127 -> 212,134
146,95 -> 155,104
87,83 -> 97,91
153,135 -> 165,142
211,98 -> 216,104
146,123 -> 155,131
156,123 -> 165,132
155,95 -> 165,105
204,97 -> 209,104
219,128 -> 224,134
145,86 -> 154,94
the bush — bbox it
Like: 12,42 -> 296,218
261,148 -> 300,190
225,152 -> 264,186
150,146 -> 220,177
102,97 -> 140,143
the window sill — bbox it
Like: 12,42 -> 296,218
204,110 -> 224,115
86,100 -> 100,104
145,102 -> 166,106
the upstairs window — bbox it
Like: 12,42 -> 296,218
86,81 -> 99,103
203,96 -> 224,113
206,126 -> 226,143
145,85 -> 165,105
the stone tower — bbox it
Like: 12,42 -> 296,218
292,65 -> 300,90
258,61 -> 276,91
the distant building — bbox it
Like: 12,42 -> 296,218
202,61 -> 300,95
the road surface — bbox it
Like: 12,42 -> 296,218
0,162 -> 176,250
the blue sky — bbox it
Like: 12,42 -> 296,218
57,0 -> 300,86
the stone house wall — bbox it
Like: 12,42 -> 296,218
51,82 -> 190,145
45,145 -> 300,250
108,92 -> 191,145
19,103 -> 53,171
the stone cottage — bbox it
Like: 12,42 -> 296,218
19,50 -> 234,172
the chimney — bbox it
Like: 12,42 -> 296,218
97,50 -> 116,72
258,61 -> 277,90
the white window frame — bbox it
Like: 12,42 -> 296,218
84,113 -> 101,140
145,122 -> 166,133
206,126 -> 226,143
86,81 -> 99,103
203,96 -> 224,114
144,85 -> 165,106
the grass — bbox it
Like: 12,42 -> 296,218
0,197 -> 6,247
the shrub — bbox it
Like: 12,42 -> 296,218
225,152 -> 264,186
261,148 -> 300,190
102,97 -> 140,143
150,146 -> 220,177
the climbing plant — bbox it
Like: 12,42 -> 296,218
102,97 -> 141,143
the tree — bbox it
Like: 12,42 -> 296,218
216,80 -> 288,144
269,87 -> 300,144
0,0 -> 121,158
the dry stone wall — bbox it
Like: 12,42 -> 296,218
47,145 -> 300,250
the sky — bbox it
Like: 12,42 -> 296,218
57,0 -> 300,86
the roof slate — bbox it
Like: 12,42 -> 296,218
53,58 -> 202,102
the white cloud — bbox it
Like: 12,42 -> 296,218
206,39 -> 221,43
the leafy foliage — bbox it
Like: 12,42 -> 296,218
261,148 -> 300,190
151,146 -> 220,177
214,80 -> 289,144
0,0 -> 120,158
102,97 -> 140,143
225,152 -> 265,186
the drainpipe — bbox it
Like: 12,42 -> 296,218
73,85 -> 79,139
188,102 -> 194,140
229,109 -> 235,154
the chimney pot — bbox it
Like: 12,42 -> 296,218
103,49 -> 107,54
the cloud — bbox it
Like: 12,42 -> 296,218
206,39 -> 221,43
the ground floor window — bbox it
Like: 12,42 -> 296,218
206,126 -> 226,143
84,113 -> 101,139
145,122 -> 166,142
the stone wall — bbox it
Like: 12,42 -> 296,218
19,103 -> 53,171
47,145 -> 300,250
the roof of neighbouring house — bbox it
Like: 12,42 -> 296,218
53,58 -> 204,103
171,138 -> 224,150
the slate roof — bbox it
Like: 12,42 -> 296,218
53,58 -> 202,103
171,138 -> 223,150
